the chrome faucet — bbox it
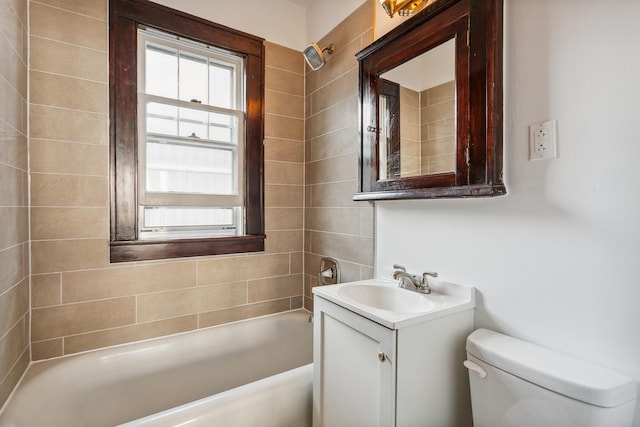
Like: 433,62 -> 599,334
392,264 -> 438,294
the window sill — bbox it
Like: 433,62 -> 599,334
110,234 -> 265,263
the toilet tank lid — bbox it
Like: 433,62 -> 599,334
466,329 -> 637,408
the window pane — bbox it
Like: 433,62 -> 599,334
210,63 -> 233,109
146,139 -> 235,195
143,206 -> 235,228
178,107 -> 208,139
209,112 -> 234,143
179,52 -> 208,103
145,44 -> 178,98
147,103 -> 178,135
146,101 -> 237,143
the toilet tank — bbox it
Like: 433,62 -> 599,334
465,329 -> 637,427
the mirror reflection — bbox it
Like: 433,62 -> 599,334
378,37 -> 455,180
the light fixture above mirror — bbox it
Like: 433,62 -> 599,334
379,0 -> 437,17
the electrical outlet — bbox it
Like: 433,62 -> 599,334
529,120 -> 557,161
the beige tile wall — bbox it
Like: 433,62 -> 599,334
420,80 -> 455,174
304,1 -> 375,310
400,86 -> 421,177
0,0 -> 30,407
29,0 -> 305,360
22,0 -> 376,367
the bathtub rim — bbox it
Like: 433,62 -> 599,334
0,308 -> 311,415
116,363 -> 314,427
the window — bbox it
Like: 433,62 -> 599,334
110,0 -> 265,262
138,29 -> 245,240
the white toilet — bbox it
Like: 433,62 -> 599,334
465,329 -> 637,427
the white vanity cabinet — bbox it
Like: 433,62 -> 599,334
313,280 -> 475,427
313,297 -> 395,426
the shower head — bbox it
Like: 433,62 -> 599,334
303,43 -> 335,71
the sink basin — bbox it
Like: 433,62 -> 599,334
337,284 -> 435,313
313,278 -> 475,329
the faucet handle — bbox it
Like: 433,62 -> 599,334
421,271 -> 438,285
393,264 -> 406,272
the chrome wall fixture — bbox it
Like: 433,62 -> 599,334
379,0 -> 436,17
318,257 -> 340,286
302,43 -> 335,71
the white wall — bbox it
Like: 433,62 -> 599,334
150,0 -> 307,49
381,38 -> 455,92
302,0 -> 367,46
150,0 -> 367,51
376,0 -> 640,423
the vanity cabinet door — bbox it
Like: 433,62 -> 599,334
313,297 -> 396,427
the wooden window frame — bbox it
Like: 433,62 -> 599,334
109,0 -> 265,262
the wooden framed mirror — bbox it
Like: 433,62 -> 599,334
354,0 -> 505,200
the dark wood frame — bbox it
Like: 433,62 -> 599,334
354,0 -> 505,200
109,0 -> 265,262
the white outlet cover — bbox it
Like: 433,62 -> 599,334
529,120 -> 558,161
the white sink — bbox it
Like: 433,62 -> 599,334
338,283 -> 435,313
313,278 -> 475,329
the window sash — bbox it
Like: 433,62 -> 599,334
138,95 -> 245,204
138,205 -> 244,240
137,99 -> 245,238
138,28 -> 244,110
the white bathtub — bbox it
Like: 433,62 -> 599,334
0,310 -> 313,427
120,364 -> 313,427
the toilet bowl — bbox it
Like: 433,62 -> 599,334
465,329 -> 637,427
